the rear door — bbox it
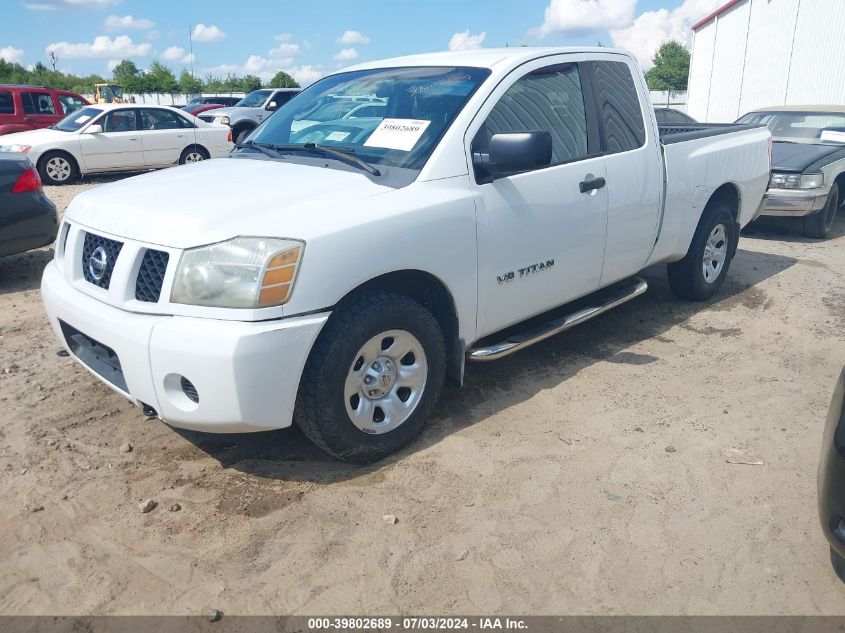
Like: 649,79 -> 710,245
79,108 -> 145,171
138,108 -> 193,166
587,55 -> 662,286
20,90 -> 63,130
469,54 -> 609,337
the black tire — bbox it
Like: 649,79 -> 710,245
667,203 -> 737,301
234,127 -> 254,144
295,292 -> 446,463
833,547 -> 845,584
37,150 -> 79,186
803,183 -> 839,239
179,145 -> 210,165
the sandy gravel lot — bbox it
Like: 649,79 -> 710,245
1,173 -> 844,615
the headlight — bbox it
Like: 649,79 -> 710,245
215,116 -> 230,125
769,172 -> 824,189
170,237 -> 304,309
0,144 -> 32,153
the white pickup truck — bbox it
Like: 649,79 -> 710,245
41,48 -> 771,462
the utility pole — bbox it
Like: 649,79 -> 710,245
189,25 -> 194,78
48,50 -> 58,72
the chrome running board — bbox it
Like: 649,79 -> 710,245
468,277 -> 648,362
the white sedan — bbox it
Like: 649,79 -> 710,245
0,104 -> 233,185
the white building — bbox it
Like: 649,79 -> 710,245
686,0 -> 845,122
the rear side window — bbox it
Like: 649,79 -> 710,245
590,61 -> 645,153
140,108 -> 187,130
477,62 -> 589,165
0,91 -> 13,115
22,91 -> 57,115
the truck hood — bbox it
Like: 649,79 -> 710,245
0,127 -> 76,147
771,141 -> 845,172
65,157 -> 394,248
203,106 -> 254,120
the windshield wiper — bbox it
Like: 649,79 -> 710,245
270,142 -> 381,176
235,140 -> 285,159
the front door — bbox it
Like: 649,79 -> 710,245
20,90 -> 63,130
79,109 -> 146,171
469,56 -> 609,338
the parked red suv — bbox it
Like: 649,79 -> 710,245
0,85 -> 90,136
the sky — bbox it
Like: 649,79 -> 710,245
0,0 -> 726,86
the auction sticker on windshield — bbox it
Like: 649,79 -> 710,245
364,118 -> 431,151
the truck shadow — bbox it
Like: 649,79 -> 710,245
0,249 -> 54,296
744,211 -> 845,243
178,245 -> 798,483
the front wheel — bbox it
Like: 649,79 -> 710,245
38,151 -> 78,186
803,183 -> 839,239
295,292 -> 446,463
234,127 -> 253,145
832,547 -> 845,584
667,203 -> 737,301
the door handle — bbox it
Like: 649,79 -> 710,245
23,117 -> 33,122
128,137 -> 138,141
579,177 -> 606,193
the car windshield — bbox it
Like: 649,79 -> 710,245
737,111 -> 845,144
52,106 -> 104,132
236,89 -> 271,108
247,66 -> 490,171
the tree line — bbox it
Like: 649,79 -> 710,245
0,57 -> 299,95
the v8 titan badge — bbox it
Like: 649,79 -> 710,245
364,118 -> 431,152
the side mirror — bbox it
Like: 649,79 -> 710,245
83,124 -> 103,134
266,101 -> 278,111
474,131 -> 552,179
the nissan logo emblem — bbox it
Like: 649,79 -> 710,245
88,245 -> 108,282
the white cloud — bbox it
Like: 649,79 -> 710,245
46,35 -> 152,59
537,0 -> 635,35
161,46 -> 195,64
203,57 -> 323,87
448,31 -> 486,51
274,33 -> 293,42
269,42 -> 300,58
25,0 -> 118,9
288,65 -> 322,86
0,46 -> 24,63
191,24 -> 226,43
332,48 -> 358,62
610,0 -> 723,68
337,30 -> 370,46
106,58 -> 120,71
104,15 -> 155,30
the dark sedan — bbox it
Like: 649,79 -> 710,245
737,106 -> 845,238
819,366 -> 845,583
0,153 -> 58,258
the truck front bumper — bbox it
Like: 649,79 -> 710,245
41,261 -> 329,433
759,189 -> 828,218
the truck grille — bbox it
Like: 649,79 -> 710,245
135,249 -> 169,303
82,233 -> 123,289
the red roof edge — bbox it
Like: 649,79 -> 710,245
691,0 -> 745,31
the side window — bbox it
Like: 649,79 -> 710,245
475,63 -> 589,165
589,60 -> 645,153
103,110 -> 138,132
140,109 -> 184,130
22,91 -> 57,115
275,92 -> 294,106
59,94 -> 87,115
0,91 -> 13,115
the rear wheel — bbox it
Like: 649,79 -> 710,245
667,203 -> 737,301
38,151 -> 78,186
295,292 -> 446,463
803,183 -> 839,239
179,145 -> 209,165
234,127 -> 254,145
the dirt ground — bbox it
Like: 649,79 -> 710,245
1,173 -> 844,615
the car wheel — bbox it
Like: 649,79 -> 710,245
38,151 -> 78,186
803,183 -> 839,239
832,547 -> 845,583
667,203 -> 737,301
179,145 -> 209,165
235,128 -> 253,145
295,291 -> 446,463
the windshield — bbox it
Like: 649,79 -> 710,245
737,111 -> 845,144
236,89 -> 271,108
246,66 -> 490,171
53,106 -> 103,132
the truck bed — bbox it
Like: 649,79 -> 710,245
659,123 -> 763,144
